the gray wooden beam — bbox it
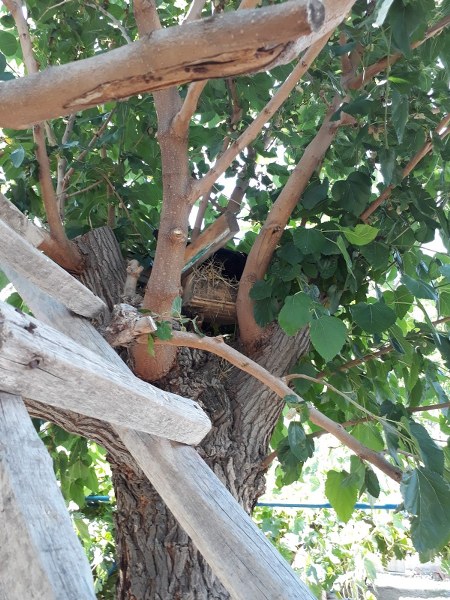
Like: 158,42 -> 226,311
0,300 -> 211,445
0,392 -> 95,600
0,218 -> 106,319
3,266 -> 315,600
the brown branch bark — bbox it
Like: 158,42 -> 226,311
236,96 -> 348,347
0,1 -> 330,130
131,0 -> 190,381
155,331 -> 402,482
2,0 -> 83,272
360,113 -> 450,222
345,15 -> 450,90
173,0 -> 261,134
189,33 -> 332,204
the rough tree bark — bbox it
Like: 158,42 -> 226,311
46,226 -> 312,598
112,326 -> 310,599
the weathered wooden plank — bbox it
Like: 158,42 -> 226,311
0,300 -> 211,445
0,192 -> 46,247
0,1 -> 327,129
0,218 -> 106,319
0,391 -> 95,600
183,212 -> 239,274
3,266 -> 315,600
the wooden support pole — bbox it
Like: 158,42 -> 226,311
0,1 -> 334,129
0,300 -> 211,445
0,219 -> 106,319
3,265 -> 315,600
0,392 -> 95,600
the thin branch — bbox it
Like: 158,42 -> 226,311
155,331 -> 402,482
86,2 -> 132,44
189,33 -> 331,204
183,0 -> 207,24
360,114 -> 450,222
3,0 -> 82,269
62,108 -> 116,192
345,15 -> 450,89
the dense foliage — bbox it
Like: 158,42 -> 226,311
1,0 -> 450,597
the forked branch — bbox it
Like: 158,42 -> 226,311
155,331 -> 402,482
360,113 -> 450,222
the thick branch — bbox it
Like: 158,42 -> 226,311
156,331 -> 402,482
189,33 -> 332,204
360,113 -> 450,222
237,97 -> 346,346
345,15 -> 450,90
0,1 -> 330,129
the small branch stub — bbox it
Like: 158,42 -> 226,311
103,303 -> 156,347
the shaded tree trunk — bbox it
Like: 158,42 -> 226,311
26,227 -> 310,598
112,326 -> 309,599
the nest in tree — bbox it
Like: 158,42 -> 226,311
182,260 -> 239,325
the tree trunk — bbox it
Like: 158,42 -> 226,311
113,326 -> 309,599
24,227 -> 310,598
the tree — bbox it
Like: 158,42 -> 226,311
0,0 -> 449,597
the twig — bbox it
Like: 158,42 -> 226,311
62,108 -> 116,192
345,15 -> 450,89
360,113 -> 450,222
189,33 -> 331,204
155,331 -> 403,482
87,2 -> 132,43
263,402 -> 450,468
183,0 -> 207,23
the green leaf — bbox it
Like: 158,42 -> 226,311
401,274 -> 437,300
147,334 -> 155,357
393,285 -> 414,319
332,171 -> 372,216
342,224 -> 379,246
336,235 -> 354,277
302,180 -> 328,209
154,321 -> 173,340
360,241 -> 390,269
365,467 -> 381,498
253,298 -> 277,327
409,420 -> 444,474
288,422 -> 314,461
391,90 -> 409,143
292,227 -> 326,254
10,146 -> 25,168
379,148 -> 396,185
74,517 -> 91,541
325,470 -> 358,523
0,52 -> 6,73
438,290 -> 450,316
310,316 -> 347,362
401,468 -> 450,554
351,302 -> 397,334
350,423 -> 385,452
278,293 -> 312,336
390,0 -> 412,57
250,280 -> 272,300
171,296 -> 182,316
0,30 -> 18,56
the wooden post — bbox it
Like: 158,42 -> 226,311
3,265 -> 315,600
0,300 -> 211,445
0,218 -> 106,319
0,392 -> 96,600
